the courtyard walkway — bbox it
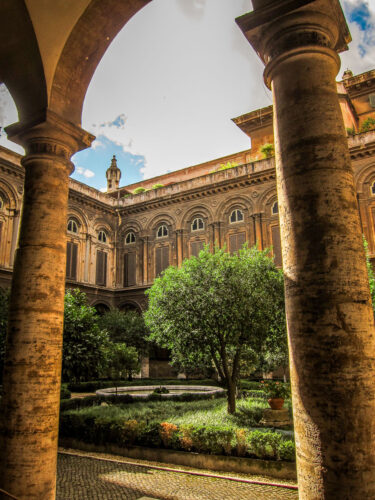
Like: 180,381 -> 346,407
57,449 -> 298,500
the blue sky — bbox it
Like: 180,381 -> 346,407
1,0 -> 375,191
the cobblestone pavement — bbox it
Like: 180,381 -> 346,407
56,450 -> 298,500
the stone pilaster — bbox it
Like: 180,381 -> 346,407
237,1 -> 375,498
141,235 -> 149,284
0,111 -> 93,500
176,229 -> 184,266
252,213 -> 263,249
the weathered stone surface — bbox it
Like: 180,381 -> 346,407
260,409 -> 292,428
237,1 -> 375,499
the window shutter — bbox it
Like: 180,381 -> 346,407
155,247 -> 162,277
71,242 -> 78,279
156,246 -> 169,277
66,241 -> 78,280
271,225 -> 282,267
96,250 -> 107,286
66,242 -> 72,277
124,252 -> 136,286
190,240 -> 204,257
162,246 -> 169,271
229,232 -> 246,253
237,232 -> 246,250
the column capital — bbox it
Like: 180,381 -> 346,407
6,110 -> 95,170
236,0 -> 351,87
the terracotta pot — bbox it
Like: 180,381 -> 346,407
268,398 -> 284,410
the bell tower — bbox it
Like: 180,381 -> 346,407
106,154 -> 121,192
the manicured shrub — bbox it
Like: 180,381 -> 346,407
235,429 -> 247,457
59,398 -> 296,461
247,430 -> 282,460
159,422 -> 178,447
133,187 -> 146,194
278,440 -> 296,461
120,419 -> 145,446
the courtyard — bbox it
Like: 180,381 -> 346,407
56,449 -> 298,500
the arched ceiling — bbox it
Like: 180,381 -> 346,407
0,0 -> 151,131
24,0 -> 91,99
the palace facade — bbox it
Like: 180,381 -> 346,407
1,68 -> 375,315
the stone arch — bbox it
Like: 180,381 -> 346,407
259,188 -> 278,216
355,162 -> 375,196
257,186 -> 277,211
216,195 -> 253,222
66,207 -> 89,234
93,218 -> 114,243
119,300 -> 142,313
119,219 -> 143,238
147,212 -> 177,235
180,204 -> 213,231
0,1 -> 150,126
0,178 -> 20,211
91,301 -> 111,316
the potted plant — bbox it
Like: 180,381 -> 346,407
261,380 -> 290,410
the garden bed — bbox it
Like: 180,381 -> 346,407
59,398 -> 295,466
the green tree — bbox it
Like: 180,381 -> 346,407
144,245 -> 284,413
98,309 -> 148,353
102,342 -> 140,386
0,288 -> 9,384
62,289 -> 109,382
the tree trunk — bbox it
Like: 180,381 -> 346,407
227,379 -> 237,414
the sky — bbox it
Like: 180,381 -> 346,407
0,0 -> 375,192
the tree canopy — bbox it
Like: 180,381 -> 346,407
62,289 -> 109,382
98,309 -> 148,353
144,245 -> 286,413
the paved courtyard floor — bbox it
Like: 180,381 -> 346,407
57,449 -> 298,500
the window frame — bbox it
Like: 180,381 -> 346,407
191,217 -> 204,232
67,219 -> 78,234
229,209 -> 244,224
272,201 -> 279,215
156,224 -> 168,239
125,231 -> 136,245
98,230 -> 108,243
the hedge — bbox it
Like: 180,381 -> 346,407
60,390 -> 226,412
59,411 -> 295,461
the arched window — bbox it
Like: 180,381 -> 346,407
230,209 -> 244,224
272,201 -> 279,215
125,231 -> 136,245
157,224 -> 168,238
67,219 -> 78,233
98,230 -> 107,243
371,181 -> 375,195
191,217 -> 204,231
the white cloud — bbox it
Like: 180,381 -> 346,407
100,187 -> 107,192
341,1 -> 375,73
76,166 -> 95,178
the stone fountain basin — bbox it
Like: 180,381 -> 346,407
96,385 -> 225,399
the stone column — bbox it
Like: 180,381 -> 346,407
176,229 -> 184,266
252,213 -> 263,249
141,235 -> 149,284
84,234 -> 91,282
212,222 -> 221,248
0,112 -> 93,500
237,2 -> 375,499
